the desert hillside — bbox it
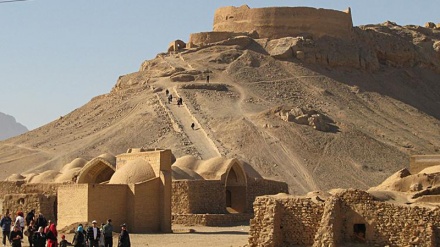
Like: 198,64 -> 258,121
0,112 -> 28,141
0,20 -> 439,194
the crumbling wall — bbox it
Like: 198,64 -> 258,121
249,195 -> 324,247
213,5 -> 353,40
246,178 -> 288,213
250,190 -> 440,247
172,213 -> 252,226
3,193 -> 57,223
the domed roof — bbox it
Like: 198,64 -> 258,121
28,170 -> 60,183
55,167 -> 82,183
109,158 -> 156,184
172,155 -> 247,182
5,173 -> 25,181
60,158 -> 87,173
98,153 -> 116,166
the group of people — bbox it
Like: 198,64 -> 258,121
165,89 -> 183,106
0,210 -> 130,247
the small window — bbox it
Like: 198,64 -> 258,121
17,198 -> 25,205
353,224 -> 366,242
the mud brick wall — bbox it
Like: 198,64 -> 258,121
249,195 -> 324,247
3,193 -> 57,223
172,180 -> 226,214
246,178 -> 288,213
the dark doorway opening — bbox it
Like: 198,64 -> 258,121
226,190 -> 232,207
353,223 -> 366,242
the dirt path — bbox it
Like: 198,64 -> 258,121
157,87 -> 221,159
55,225 -> 250,247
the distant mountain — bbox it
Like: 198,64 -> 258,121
0,112 -> 28,141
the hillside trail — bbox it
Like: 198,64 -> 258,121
222,75 -> 319,192
157,86 -> 221,159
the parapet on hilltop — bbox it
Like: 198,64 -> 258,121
188,5 -> 353,48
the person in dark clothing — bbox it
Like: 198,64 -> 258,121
168,94 -> 173,104
206,75 -> 210,83
87,220 -> 101,247
9,225 -> 23,247
35,214 -> 47,229
72,225 -> 86,247
25,209 -> 35,226
102,219 -> 113,247
27,219 -> 36,247
32,227 -> 46,247
117,224 -> 130,247
165,89 -> 169,96
191,123 -> 195,130
0,211 -> 12,246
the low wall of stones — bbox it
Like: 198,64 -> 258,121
249,195 -> 324,247
0,182 -> 63,199
172,180 -> 226,214
335,190 -> 438,246
3,193 -> 57,223
249,190 -> 440,246
246,178 -> 289,213
172,213 -> 253,227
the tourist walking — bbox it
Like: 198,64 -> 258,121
32,227 -> 46,247
165,89 -> 169,96
86,220 -> 101,247
9,225 -> 23,247
14,211 -> 25,232
27,219 -> 36,247
102,219 -> 113,247
117,224 -> 130,247
25,209 -> 35,226
191,123 -> 195,130
35,214 -> 47,229
0,211 -> 12,246
45,222 -> 57,247
72,225 -> 86,247
168,94 -> 173,104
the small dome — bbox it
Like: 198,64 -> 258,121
109,158 -> 156,184
98,153 -> 116,166
28,170 -> 60,183
55,167 -> 82,183
60,158 -> 87,173
5,173 -> 25,181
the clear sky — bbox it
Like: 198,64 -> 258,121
1,0 -> 438,130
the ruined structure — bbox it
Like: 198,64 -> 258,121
2,148 -> 287,231
188,5 -> 353,47
249,155 -> 440,246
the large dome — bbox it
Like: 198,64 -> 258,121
109,158 -> 156,184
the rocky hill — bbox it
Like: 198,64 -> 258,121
0,112 -> 28,141
0,18 -> 439,194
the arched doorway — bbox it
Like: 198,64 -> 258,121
225,162 -> 247,213
76,158 -> 116,184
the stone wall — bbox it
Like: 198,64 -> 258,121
0,182 -> 61,200
249,195 -> 324,247
246,178 -> 289,213
213,5 -> 353,40
249,190 -> 440,247
3,193 -> 57,223
172,180 -> 226,214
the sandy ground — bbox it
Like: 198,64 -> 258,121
17,225 -> 250,247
